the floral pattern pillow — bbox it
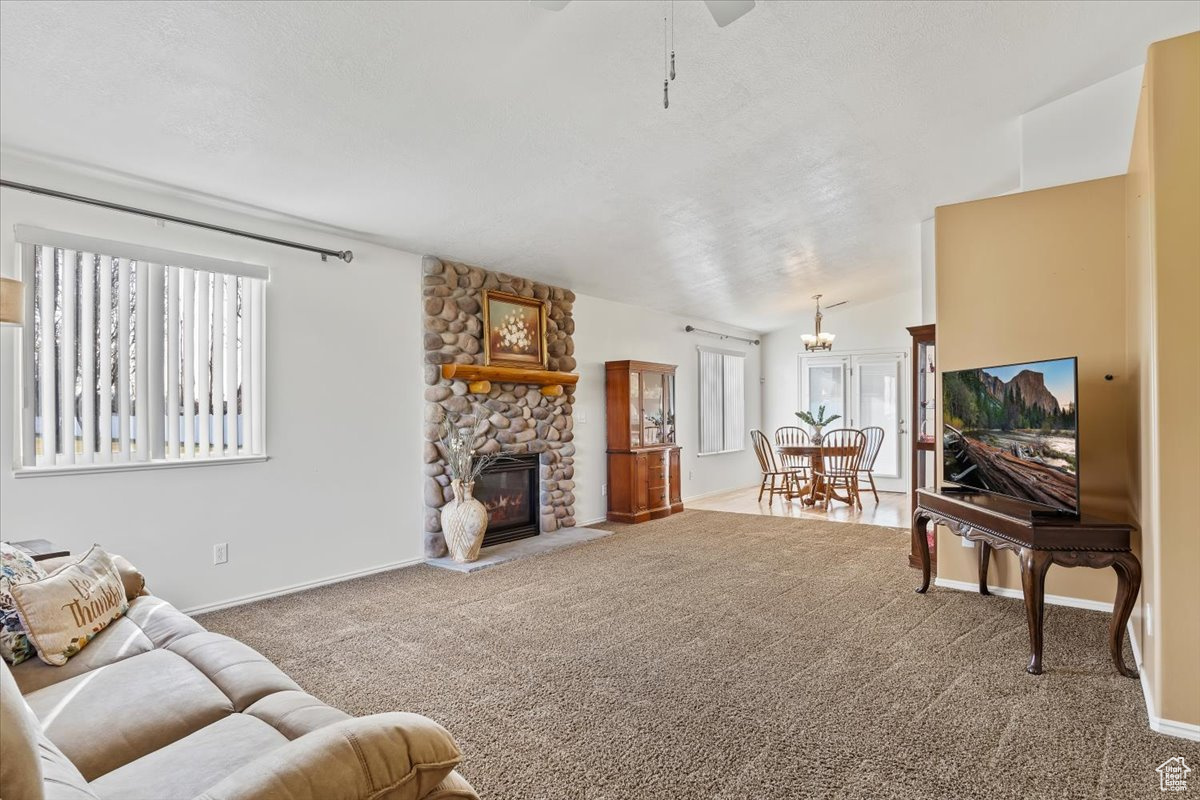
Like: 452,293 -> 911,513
1,542 -> 47,665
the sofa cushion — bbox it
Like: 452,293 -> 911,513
24,648 -> 234,780
9,617 -> 153,695
11,547 -> 128,666
123,595 -> 204,648
167,631 -> 302,711
89,714 -> 289,800
244,689 -> 352,739
1,660 -> 96,800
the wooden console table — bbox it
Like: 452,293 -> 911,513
912,488 -> 1141,678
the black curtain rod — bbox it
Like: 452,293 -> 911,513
0,179 -> 353,263
685,325 -> 760,346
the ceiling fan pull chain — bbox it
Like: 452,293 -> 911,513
662,13 -> 670,108
670,0 -> 676,80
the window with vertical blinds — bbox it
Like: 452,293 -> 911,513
698,347 -> 745,455
14,227 -> 267,472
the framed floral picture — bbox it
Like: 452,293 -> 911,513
482,290 -> 548,369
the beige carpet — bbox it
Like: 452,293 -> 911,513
199,510 -> 1196,799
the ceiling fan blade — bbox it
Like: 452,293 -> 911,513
824,301 -> 849,309
702,0 -> 756,27
530,0 -> 571,10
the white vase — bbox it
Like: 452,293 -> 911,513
441,479 -> 489,563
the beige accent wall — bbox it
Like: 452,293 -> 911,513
935,31 -> 1199,730
1125,32 -> 1200,727
934,176 -> 1129,604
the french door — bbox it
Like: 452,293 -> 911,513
798,351 -> 907,492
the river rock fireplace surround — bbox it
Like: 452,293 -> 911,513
421,256 -> 578,558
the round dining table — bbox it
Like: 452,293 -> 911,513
776,444 -> 859,506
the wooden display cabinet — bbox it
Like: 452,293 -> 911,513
605,360 -> 683,523
907,324 -> 937,569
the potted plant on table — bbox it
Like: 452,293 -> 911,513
795,405 -> 841,445
439,417 -> 511,563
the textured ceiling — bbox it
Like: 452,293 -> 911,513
1,1 -> 1196,330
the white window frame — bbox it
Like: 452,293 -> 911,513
12,226 -> 269,476
697,346 -> 746,456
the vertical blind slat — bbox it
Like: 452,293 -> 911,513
223,275 -> 237,454
181,268 -> 196,459
242,278 -> 254,456
117,258 -> 132,461
36,246 -> 56,466
166,268 -> 180,459
97,256 -> 114,463
211,274 -> 225,457
134,261 -> 150,460
195,271 -> 211,458
20,245 -> 36,467
722,354 -> 745,452
79,253 -> 96,464
146,264 -> 165,460
251,280 -> 265,456
58,249 -> 76,465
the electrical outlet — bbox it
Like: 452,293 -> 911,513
213,543 -> 229,565
576,410 -> 587,424
688,470 -> 694,480
601,484 -> 607,496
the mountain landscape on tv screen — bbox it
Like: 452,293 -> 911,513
942,359 -> 1077,510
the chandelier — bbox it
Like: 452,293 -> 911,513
801,294 -> 836,352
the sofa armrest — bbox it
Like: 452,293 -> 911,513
423,770 -> 480,799
36,552 -> 147,601
196,713 -> 463,800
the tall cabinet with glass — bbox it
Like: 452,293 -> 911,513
605,360 -> 682,523
907,324 -> 937,569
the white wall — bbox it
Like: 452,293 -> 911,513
760,289 -> 922,436
570,294 -> 763,523
1020,65 -> 1143,192
920,218 -> 936,324
0,156 -> 426,612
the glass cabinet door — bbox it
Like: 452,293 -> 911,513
642,371 -> 665,445
664,374 -> 676,443
628,372 -> 641,448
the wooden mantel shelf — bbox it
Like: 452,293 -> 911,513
440,364 -> 579,396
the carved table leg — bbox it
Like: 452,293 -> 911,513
913,510 -> 931,594
1019,548 -> 1053,674
978,541 -> 992,596
1109,552 -> 1142,679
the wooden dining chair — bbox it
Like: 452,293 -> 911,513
814,428 -> 867,508
751,429 -> 794,506
773,426 -> 811,482
855,426 -> 885,503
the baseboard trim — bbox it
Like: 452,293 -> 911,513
932,576 -> 1114,612
1126,621 -> 1200,741
576,484 -> 761,529
181,557 -> 424,616
936,578 -> 1199,740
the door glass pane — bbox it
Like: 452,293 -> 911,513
857,362 -> 900,477
643,372 -> 664,445
807,365 -> 844,422
629,373 -> 641,447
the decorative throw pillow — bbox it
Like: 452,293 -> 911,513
10,546 -> 129,666
0,542 -> 47,665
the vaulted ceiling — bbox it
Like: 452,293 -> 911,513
2,1 -> 1196,330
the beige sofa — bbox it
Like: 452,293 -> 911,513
0,556 -> 479,800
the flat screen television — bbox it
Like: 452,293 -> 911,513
941,356 -> 1079,514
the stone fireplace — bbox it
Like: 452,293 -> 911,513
422,256 -> 577,558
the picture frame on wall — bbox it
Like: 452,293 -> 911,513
482,290 -> 548,369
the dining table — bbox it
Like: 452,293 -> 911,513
776,444 -> 859,506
